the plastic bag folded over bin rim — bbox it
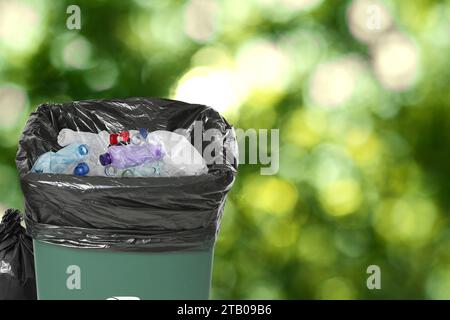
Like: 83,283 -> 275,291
16,97 -> 238,252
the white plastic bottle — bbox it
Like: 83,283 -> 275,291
58,129 -> 110,150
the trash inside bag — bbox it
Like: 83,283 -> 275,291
17,98 -> 238,251
0,209 -> 37,300
33,128 -> 208,177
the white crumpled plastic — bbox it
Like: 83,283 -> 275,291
146,130 -> 208,177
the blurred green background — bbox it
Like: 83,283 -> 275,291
0,0 -> 450,299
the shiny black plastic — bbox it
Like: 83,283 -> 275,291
16,98 -> 237,251
0,209 -> 37,300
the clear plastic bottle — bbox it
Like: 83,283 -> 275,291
105,160 -> 163,178
57,129 -> 143,176
130,128 -> 149,145
99,143 -> 164,169
31,144 -> 89,174
58,129 -> 108,176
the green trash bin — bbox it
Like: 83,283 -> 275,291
16,98 -> 238,300
33,240 -> 214,300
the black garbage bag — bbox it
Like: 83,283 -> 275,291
16,98 -> 238,251
0,209 -> 37,300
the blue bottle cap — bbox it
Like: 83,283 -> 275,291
78,144 -> 89,156
74,162 -> 90,176
139,128 -> 148,139
99,153 -> 112,166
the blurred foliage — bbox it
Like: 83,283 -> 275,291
0,0 -> 450,299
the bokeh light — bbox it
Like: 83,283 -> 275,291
84,59 -> 119,92
235,38 -> 290,93
0,0 -> 46,57
284,108 -> 328,148
317,277 -> 357,300
426,265 -> 450,299
258,0 -> 324,22
307,56 -> 366,108
371,31 -> 420,91
183,0 -> 220,43
374,197 -> 438,246
280,0 -> 323,11
50,33 -> 93,70
0,84 -> 28,129
173,67 -> 246,113
62,37 -> 92,70
298,225 -> 337,266
319,179 -> 363,217
279,27 -> 328,81
240,175 -> 298,217
347,0 -> 393,44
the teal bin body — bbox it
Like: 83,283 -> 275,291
33,240 -> 214,300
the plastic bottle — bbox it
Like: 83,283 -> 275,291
130,128 -> 149,145
99,143 -> 164,169
58,129 -> 108,176
58,129 -> 110,150
58,129 -> 144,148
105,160 -> 162,178
31,144 -> 89,174
58,129 -> 145,176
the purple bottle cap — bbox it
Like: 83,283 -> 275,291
78,144 -> 89,156
99,153 -> 112,166
74,162 -> 90,176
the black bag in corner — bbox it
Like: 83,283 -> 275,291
0,209 -> 37,300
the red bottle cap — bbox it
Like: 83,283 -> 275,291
118,131 -> 130,143
109,133 -> 119,145
109,131 -> 130,145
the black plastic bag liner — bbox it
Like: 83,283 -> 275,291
16,98 -> 238,251
0,209 -> 37,300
